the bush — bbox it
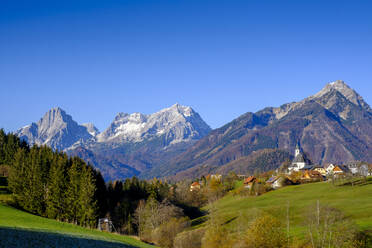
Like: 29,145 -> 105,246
153,217 -> 190,248
244,214 -> 286,248
174,228 -> 205,248
201,224 -> 234,248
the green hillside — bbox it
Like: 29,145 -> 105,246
0,203 -> 156,248
209,179 -> 372,236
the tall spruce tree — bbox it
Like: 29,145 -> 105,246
8,148 -> 28,204
78,165 -> 97,227
46,153 -> 68,220
65,157 -> 81,224
93,169 -> 108,218
25,146 -> 46,215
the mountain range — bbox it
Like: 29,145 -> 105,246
15,80 -> 372,181
16,104 -> 211,181
164,80 -> 372,180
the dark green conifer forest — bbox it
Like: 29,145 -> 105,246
0,129 -> 190,236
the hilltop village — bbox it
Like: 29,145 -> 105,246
190,144 -> 372,193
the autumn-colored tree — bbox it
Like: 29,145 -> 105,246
153,217 -> 190,248
174,228 -> 206,248
244,214 -> 286,248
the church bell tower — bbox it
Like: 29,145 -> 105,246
295,143 -> 300,157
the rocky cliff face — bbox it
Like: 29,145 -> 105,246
16,107 -> 94,151
166,81 -> 372,180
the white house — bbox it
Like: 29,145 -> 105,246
325,163 -> 335,175
346,162 -> 370,176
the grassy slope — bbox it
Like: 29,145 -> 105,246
210,179 -> 372,236
0,203 -> 155,248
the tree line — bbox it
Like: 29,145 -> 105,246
2,135 -> 99,227
0,129 -> 203,245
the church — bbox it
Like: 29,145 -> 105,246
288,144 -> 311,172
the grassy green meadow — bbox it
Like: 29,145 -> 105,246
208,178 -> 372,237
0,203 -> 155,248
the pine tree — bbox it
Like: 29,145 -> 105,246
46,153 -> 67,220
0,129 -> 6,164
25,146 -> 46,215
65,158 -> 81,223
93,169 -> 108,218
8,148 -> 28,204
78,165 -> 97,227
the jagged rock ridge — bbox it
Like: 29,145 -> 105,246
16,107 -> 94,151
16,104 -> 211,180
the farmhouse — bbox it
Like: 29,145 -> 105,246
190,181 -> 201,191
333,165 -> 350,175
346,162 -> 370,176
243,176 -> 257,189
324,163 -> 336,175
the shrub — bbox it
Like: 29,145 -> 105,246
153,217 -> 190,248
174,228 -> 205,248
244,214 -> 286,248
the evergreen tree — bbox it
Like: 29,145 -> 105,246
93,169 -> 108,218
46,153 -> 67,220
65,157 -> 81,223
25,146 -> 46,215
0,129 -> 6,164
78,165 -> 97,227
8,148 -> 28,204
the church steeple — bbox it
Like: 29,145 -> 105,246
295,143 -> 300,157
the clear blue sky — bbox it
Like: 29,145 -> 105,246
1,0 -> 372,132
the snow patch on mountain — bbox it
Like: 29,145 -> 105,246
82,123 -> 100,136
16,104 -> 211,151
97,103 -> 211,146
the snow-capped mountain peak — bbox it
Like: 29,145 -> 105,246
97,104 -> 211,146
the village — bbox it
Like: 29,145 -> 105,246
190,144 -> 372,193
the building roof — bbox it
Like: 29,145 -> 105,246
304,170 -> 323,178
191,182 -> 200,186
244,176 -> 256,184
324,163 -> 335,169
334,165 -> 350,172
266,176 -> 279,184
312,165 -> 324,169
300,164 -> 314,170
292,153 -> 305,163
